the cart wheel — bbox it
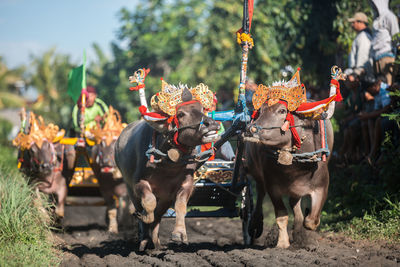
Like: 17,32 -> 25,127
240,182 -> 254,245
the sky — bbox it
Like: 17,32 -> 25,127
0,0 -> 138,69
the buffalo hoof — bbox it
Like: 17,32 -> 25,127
55,208 -> 64,219
276,239 -> 290,249
171,231 -> 188,245
249,213 -> 263,238
139,239 -> 148,252
108,209 -> 119,234
304,217 -> 320,231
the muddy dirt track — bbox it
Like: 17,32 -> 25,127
55,206 -> 400,267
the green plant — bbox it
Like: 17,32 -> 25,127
0,165 -> 59,266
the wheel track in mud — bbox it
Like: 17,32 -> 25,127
56,206 -> 400,266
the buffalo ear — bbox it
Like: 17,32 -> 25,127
181,87 -> 193,102
144,118 -> 169,133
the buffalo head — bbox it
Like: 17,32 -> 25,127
245,102 -> 294,148
27,140 -> 56,177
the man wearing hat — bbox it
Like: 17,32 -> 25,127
370,0 -> 399,85
72,86 -> 109,134
347,12 -> 374,83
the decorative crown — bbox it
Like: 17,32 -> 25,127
89,106 -> 127,146
150,79 -> 214,116
12,113 -> 65,149
252,68 -> 307,111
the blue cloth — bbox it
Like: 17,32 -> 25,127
374,82 -> 391,110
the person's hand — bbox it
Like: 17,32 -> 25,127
364,91 -> 374,101
347,74 -> 355,82
95,115 -> 102,123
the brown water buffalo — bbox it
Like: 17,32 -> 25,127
115,97 -> 220,251
90,139 -> 128,233
13,112 -> 75,218
244,101 -> 333,248
18,140 -> 75,218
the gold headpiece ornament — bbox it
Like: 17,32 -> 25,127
12,112 -> 65,149
150,79 -> 214,116
89,106 -> 127,146
252,68 -> 307,111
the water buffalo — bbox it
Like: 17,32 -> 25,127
90,138 -> 128,233
244,101 -> 333,248
115,95 -> 220,250
87,106 -> 129,233
14,119 -> 75,219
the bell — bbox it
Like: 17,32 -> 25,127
168,148 -> 181,162
277,150 -> 293,165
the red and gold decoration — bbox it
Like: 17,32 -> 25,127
89,106 -> 127,146
12,112 -> 65,149
149,79 -> 214,116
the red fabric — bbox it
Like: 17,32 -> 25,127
330,79 -> 343,102
129,84 -> 145,91
278,101 -> 301,149
86,86 -> 96,93
237,0 -> 254,33
251,110 -> 259,119
138,105 -> 147,114
296,96 -> 335,112
201,143 -> 215,161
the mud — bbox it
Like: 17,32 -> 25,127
55,206 -> 400,266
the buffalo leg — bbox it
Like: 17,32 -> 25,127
54,176 -> 67,218
150,200 -> 172,250
134,180 -> 156,224
172,178 -> 194,244
249,180 -> 266,238
304,186 -> 328,231
289,197 -> 303,232
98,174 -> 119,233
269,192 -> 290,248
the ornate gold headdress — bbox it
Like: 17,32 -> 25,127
89,106 -> 127,146
252,68 -> 307,111
12,113 -> 65,149
150,79 -> 214,116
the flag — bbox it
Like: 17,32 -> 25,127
237,0 -> 254,34
67,52 -> 86,102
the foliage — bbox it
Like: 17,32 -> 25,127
0,165 -> 59,266
322,126 -> 400,241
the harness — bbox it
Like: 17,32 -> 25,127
145,100 -> 213,165
249,115 -> 330,165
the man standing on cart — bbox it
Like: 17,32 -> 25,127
71,86 -> 108,136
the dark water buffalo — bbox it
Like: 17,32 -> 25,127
18,140 -> 75,218
90,138 -> 128,233
244,102 -> 333,248
115,100 -> 220,250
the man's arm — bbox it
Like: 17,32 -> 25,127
72,104 -> 79,129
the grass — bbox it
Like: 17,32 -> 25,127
0,164 -> 60,266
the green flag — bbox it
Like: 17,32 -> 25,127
67,52 -> 86,102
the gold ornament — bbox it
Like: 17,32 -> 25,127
150,79 -> 214,116
89,106 -> 126,146
12,113 -> 64,149
252,68 -> 307,111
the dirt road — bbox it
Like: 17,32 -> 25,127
55,206 -> 400,266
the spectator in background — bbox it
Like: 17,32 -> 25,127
339,74 -> 366,163
358,77 -> 392,164
347,12 -> 374,84
245,77 -> 257,111
370,0 -> 400,85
